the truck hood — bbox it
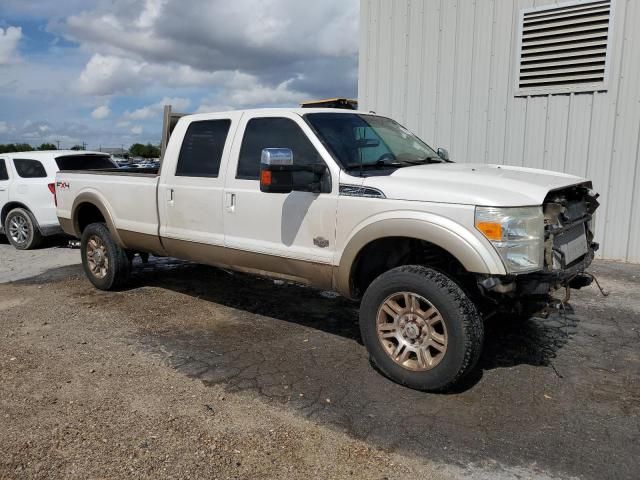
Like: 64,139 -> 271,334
362,163 -> 589,206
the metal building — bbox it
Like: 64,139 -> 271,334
358,0 -> 640,262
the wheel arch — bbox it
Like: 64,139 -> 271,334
1,202 -> 42,236
1,201 -> 35,227
334,215 -> 506,299
71,191 -> 124,247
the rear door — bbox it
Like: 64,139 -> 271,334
9,157 -> 57,227
222,112 -> 339,271
158,112 -> 242,248
0,158 -> 9,216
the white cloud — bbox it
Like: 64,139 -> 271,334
76,54 -> 245,96
195,103 -> 233,114
124,96 -> 190,120
116,120 -> 131,128
0,26 -> 22,64
65,0 -> 358,99
77,54 -> 145,95
227,77 -> 306,107
136,0 -> 168,28
91,104 -> 111,119
0,122 -> 9,133
131,125 -> 143,135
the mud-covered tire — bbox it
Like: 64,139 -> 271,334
359,265 -> 484,392
81,222 -> 131,290
5,208 -> 43,250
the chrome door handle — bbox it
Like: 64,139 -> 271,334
226,192 -> 236,212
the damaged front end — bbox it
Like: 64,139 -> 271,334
478,183 -> 601,318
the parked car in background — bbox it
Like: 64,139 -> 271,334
0,150 -> 117,249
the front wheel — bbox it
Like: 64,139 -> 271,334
81,223 -> 131,290
359,265 -> 484,392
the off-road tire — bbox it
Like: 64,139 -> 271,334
5,208 -> 43,250
360,265 -> 484,392
81,222 -> 131,290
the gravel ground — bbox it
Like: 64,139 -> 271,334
0,241 -> 638,479
0,237 -> 79,283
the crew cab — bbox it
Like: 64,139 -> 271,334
55,108 -> 600,391
0,150 -> 116,249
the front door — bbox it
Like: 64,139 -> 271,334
158,112 -> 241,251
222,112 -> 339,283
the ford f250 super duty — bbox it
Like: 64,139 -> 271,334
55,108 -> 600,391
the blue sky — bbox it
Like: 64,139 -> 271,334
0,0 -> 358,149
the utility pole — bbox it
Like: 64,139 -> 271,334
56,140 -> 60,149
82,141 -> 87,151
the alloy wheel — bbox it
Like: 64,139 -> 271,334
8,213 -> 30,246
86,235 -> 110,279
376,291 -> 448,371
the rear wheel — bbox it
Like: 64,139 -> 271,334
5,208 -> 43,250
81,223 -> 131,290
359,265 -> 484,392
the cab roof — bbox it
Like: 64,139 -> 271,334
182,107 -> 376,122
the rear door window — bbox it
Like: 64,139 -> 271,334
14,159 -> 47,178
176,119 -> 231,177
0,159 -> 8,180
55,154 -> 116,170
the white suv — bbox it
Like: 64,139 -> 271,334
0,150 -> 116,249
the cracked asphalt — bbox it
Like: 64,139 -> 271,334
1,241 -> 639,479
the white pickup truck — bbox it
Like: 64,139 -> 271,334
55,108 -> 600,391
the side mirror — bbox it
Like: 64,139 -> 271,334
260,148 -> 294,193
437,147 -> 450,161
260,148 -> 328,194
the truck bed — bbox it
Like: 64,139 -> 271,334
56,169 -> 161,242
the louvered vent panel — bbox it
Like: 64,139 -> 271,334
518,0 -> 612,93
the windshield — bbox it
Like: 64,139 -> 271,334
305,113 -> 443,175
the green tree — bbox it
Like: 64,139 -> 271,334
129,143 -> 160,158
37,143 -> 57,150
70,145 -> 84,151
0,143 -> 34,153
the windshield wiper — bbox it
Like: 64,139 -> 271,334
401,156 -> 444,165
345,161 -> 407,171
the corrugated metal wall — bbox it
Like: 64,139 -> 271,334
359,0 -> 640,262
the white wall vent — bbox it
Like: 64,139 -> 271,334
516,0 -> 614,96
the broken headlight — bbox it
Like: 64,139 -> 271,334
475,206 -> 544,274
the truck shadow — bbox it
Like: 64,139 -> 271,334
124,258 -> 585,470
127,258 -> 575,388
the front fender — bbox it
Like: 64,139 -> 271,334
333,212 -> 506,297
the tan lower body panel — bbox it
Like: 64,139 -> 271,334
57,217 -> 75,237
118,230 -> 167,256
123,233 -> 334,291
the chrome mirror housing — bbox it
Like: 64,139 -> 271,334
261,148 -> 293,166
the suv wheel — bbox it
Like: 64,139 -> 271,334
5,208 -> 43,250
81,223 -> 131,290
360,265 -> 484,392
